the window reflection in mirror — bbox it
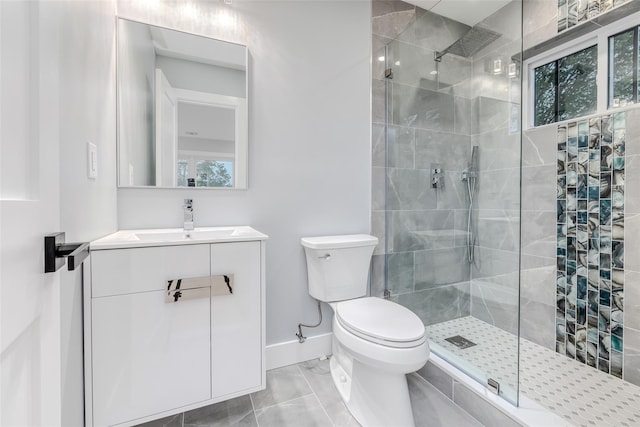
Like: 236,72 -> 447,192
117,18 -> 248,189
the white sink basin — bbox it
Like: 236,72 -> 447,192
90,226 -> 268,250
135,227 -> 246,242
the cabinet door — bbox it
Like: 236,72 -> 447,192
91,289 -> 211,426
211,241 -> 262,398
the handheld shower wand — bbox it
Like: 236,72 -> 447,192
462,146 -> 479,263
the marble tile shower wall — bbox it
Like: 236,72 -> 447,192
520,123 -> 559,350
522,107 -> 640,388
519,0 -> 572,351
371,0 -> 523,331
371,0 -> 473,325
465,1 -> 523,336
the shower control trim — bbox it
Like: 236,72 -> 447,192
431,164 -> 444,189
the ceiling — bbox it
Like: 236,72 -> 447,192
148,25 -> 246,71
404,0 -> 512,27
178,102 -> 235,142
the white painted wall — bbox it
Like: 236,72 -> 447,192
116,0 -> 372,345
57,0 -> 118,425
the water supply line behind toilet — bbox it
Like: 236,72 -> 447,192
296,299 -> 323,343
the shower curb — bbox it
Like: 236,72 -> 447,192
418,353 -> 570,427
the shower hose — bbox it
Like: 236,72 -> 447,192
466,174 -> 477,264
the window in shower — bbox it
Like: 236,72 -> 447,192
527,15 -> 640,129
609,26 -> 639,108
533,45 -> 598,126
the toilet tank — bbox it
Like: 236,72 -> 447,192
301,234 -> 378,302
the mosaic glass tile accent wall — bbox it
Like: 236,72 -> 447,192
557,0 -> 629,33
556,113 -> 625,378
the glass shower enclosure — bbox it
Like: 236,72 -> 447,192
372,0 -> 523,404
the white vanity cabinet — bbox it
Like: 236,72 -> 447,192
86,229 -> 266,427
210,242 -> 262,397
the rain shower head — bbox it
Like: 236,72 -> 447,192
434,26 -> 501,62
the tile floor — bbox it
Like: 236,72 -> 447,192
137,358 -> 482,427
428,316 -> 640,427
131,315 -> 640,427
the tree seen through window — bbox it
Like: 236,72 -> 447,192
177,159 -> 233,187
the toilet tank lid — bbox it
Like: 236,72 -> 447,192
301,234 -> 378,249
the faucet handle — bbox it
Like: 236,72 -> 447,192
184,198 -> 193,208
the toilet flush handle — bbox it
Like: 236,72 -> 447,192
318,253 -> 332,260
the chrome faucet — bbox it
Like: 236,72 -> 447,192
183,199 -> 194,232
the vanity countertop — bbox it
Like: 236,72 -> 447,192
90,226 -> 268,250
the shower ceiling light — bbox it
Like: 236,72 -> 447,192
395,61 -> 401,66
378,56 -> 385,62
493,58 -> 503,75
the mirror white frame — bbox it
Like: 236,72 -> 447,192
116,17 -> 249,189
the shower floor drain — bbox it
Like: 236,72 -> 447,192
444,335 -> 477,349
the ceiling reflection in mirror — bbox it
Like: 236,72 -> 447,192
117,18 -> 248,189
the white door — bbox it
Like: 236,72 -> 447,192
1,1 -> 63,425
155,68 -> 177,187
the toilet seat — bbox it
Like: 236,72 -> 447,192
335,297 -> 426,348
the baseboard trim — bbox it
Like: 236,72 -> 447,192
266,333 -> 333,370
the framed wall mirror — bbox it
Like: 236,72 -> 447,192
117,18 -> 248,189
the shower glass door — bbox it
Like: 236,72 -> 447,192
373,0 -> 523,404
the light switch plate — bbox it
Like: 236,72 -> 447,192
87,142 -> 97,179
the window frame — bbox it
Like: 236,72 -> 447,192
532,43 -> 599,126
608,25 -> 639,108
524,11 -> 640,129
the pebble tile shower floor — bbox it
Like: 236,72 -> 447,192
136,358 -> 481,427
427,316 -> 640,427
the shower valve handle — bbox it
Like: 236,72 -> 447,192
431,166 -> 444,189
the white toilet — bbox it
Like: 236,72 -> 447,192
301,234 -> 429,427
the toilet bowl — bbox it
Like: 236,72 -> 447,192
330,298 -> 429,426
301,235 -> 429,427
